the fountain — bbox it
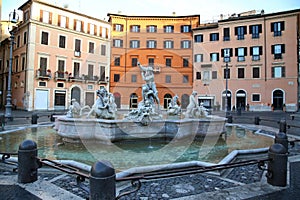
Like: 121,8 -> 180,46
55,61 -> 227,144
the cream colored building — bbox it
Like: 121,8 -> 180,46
0,0 -> 111,110
193,9 -> 300,112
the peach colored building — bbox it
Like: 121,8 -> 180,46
108,13 -> 200,109
193,9 -> 300,112
0,0 -> 110,111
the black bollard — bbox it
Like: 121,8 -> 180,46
279,119 -> 287,133
227,115 -> 233,123
267,143 -> 288,187
0,114 -> 5,131
237,107 -> 241,116
254,116 -> 260,125
18,140 -> 38,183
50,113 -> 56,122
90,161 -> 116,200
275,132 -> 288,150
31,113 -> 38,124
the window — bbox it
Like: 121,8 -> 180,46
252,94 -> 260,102
132,58 -> 138,67
23,32 -> 27,45
89,42 -> 95,53
272,66 -> 285,78
221,48 -> 232,62
235,47 -> 247,62
73,62 -> 80,78
57,60 -> 65,78
210,33 -> 219,41
114,24 -> 123,32
89,24 -> 95,35
74,39 -> 81,56
271,21 -> 284,37
183,75 -> 189,83
41,31 -> 49,45
15,57 -> 19,72
181,40 -> 191,49
101,27 -> 107,38
114,57 -> 120,66
194,34 -> 203,43
74,20 -> 83,32
57,83 -> 64,88
88,64 -> 94,79
58,15 -> 67,28
24,11 -> 29,21
114,74 -> 120,82
224,68 -> 230,79
99,66 -> 106,81
22,56 -> 26,71
164,40 -> 174,49
131,75 -> 137,82
249,24 -> 262,39
148,58 -> 154,66
166,58 -> 172,67
235,26 -> 247,40
39,57 -> 47,76
181,25 -> 191,33
272,44 -> 285,59
223,28 -> 230,41
237,68 -> 245,78
252,67 -> 260,78
130,25 -> 140,32
147,25 -> 157,33
41,10 -> 51,23
194,54 -> 203,62
130,40 -> 140,48
113,39 -> 123,47
17,35 -> 20,47
164,25 -> 174,33
250,46 -> 262,61
212,71 -> 217,79
196,72 -> 201,80
210,53 -> 219,62
165,75 -> 171,83
147,40 -> 156,48
183,58 -> 189,67
101,45 -> 106,56
59,35 -> 66,48
203,71 -> 210,81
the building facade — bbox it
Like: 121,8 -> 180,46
0,0 -> 111,111
193,9 -> 300,112
108,14 -> 200,109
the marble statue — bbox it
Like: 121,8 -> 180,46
125,61 -> 162,125
167,95 -> 181,116
185,91 -> 208,118
87,87 -> 117,119
66,99 -> 82,118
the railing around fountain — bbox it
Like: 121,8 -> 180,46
1,136 -> 297,200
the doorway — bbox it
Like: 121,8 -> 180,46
236,90 -> 246,110
273,89 -> 284,110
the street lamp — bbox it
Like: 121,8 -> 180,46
5,10 -> 19,119
224,56 -> 230,117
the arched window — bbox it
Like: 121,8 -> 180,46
164,93 -> 172,109
130,93 -> 138,108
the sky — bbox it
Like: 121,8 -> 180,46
2,0 -> 300,22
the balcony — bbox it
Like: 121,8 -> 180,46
54,71 -> 68,81
36,69 -> 51,80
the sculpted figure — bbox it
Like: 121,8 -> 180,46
185,91 -> 209,118
66,99 -> 81,118
167,95 -> 181,116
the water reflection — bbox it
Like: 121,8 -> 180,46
0,126 -> 273,170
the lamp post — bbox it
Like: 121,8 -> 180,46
224,57 -> 230,117
5,10 -> 19,119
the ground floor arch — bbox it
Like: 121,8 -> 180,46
236,90 -> 246,110
163,93 -> 172,109
272,89 -> 284,110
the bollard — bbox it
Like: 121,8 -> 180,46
254,116 -> 260,125
18,140 -> 38,183
279,119 -> 287,133
0,114 -> 5,131
227,115 -> 233,123
237,107 -> 241,116
267,143 -> 288,187
275,132 -> 288,150
90,161 -> 116,200
50,113 -> 56,122
31,113 -> 39,124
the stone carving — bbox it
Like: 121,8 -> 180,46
167,95 -> 181,116
185,91 -> 208,118
87,87 -> 117,119
125,61 -> 161,125
66,99 -> 82,118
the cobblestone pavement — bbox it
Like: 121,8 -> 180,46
1,110 -> 300,199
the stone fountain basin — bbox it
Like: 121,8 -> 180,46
54,115 -> 227,144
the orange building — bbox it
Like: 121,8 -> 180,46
0,0 -> 111,111
108,14 -> 200,109
193,9 -> 300,112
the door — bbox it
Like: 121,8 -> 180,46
35,90 -> 48,110
273,90 -> 284,110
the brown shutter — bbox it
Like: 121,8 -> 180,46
49,12 -> 52,24
88,23 -> 90,34
94,25 -> 97,35
58,15 -> 61,26
81,21 -> 84,32
74,19 -> 76,30
66,17 -> 69,28
40,10 -> 43,22
106,28 -> 109,38
99,26 -> 103,37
